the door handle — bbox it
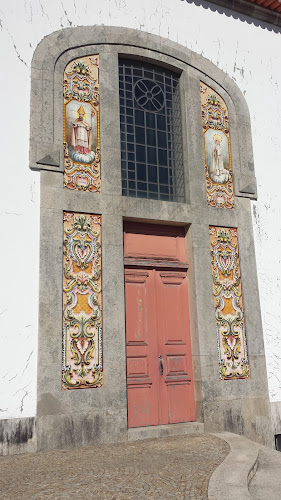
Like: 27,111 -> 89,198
158,355 -> 164,376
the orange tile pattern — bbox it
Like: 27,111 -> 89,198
62,212 -> 102,389
63,56 -> 100,192
201,83 -> 234,209
247,0 -> 281,12
209,226 -> 250,379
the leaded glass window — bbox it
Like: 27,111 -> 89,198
119,59 -> 185,202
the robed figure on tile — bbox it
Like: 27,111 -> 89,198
71,105 -> 92,155
201,83 -> 234,208
69,104 -> 96,164
63,56 -> 100,192
210,133 -> 229,184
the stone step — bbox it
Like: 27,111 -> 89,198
208,432 -> 260,500
128,421 -> 204,441
249,447 -> 281,500
208,432 -> 281,500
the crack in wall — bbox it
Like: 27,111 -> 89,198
19,390 -> 29,414
39,0 -> 50,22
0,15 -> 28,67
60,1 -> 73,26
12,384 -> 31,415
2,212 -> 23,216
22,351 -> 33,376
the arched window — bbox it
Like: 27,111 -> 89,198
119,59 -> 184,202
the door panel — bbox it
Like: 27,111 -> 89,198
158,272 -> 188,345
125,269 -> 159,428
125,271 -> 149,345
156,270 -> 195,425
124,223 -> 187,262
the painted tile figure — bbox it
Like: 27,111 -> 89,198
211,133 -> 228,180
201,84 -> 234,208
209,226 -> 250,379
62,212 -> 103,389
64,57 -> 100,191
71,105 -> 95,160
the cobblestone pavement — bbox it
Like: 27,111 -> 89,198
0,433 -> 229,500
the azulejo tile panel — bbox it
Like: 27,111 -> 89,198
62,212 -> 103,389
201,83 -> 234,209
63,56 -> 100,192
209,226 -> 250,379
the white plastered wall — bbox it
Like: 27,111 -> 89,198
0,0 -> 280,418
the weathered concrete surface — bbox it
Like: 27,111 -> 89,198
0,417 -> 36,456
249,446 -> 281,500
208,432 -> 260,500
0,433 -> 229,499
128,421 -> 204,441
270,400 -> 281,435
209,431 -> 281,500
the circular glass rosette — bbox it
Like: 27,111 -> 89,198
134,79 -> 165,113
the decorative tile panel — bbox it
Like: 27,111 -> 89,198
63,56 -> 100,192
201,83 -> 234,208
62,212 -> 103,389
209,226 -> 250,379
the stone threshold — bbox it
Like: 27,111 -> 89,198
128,421 -> 204,442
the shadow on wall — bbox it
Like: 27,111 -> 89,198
181,0 -> 281,33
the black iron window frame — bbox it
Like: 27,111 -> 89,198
119,59 -> 185,203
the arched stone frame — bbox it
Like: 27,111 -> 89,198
30,26 -> 257,197
30,26 -> 272,451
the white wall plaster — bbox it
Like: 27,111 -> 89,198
0,0 -> 280,417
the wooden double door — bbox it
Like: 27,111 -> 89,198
124,224 -> 195,428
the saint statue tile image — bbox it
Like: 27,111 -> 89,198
210,133 -> 229,184
69,104 -> 96,164
63,56 -> 100,192
200,82 -> 234,208
71,105 -> 92,155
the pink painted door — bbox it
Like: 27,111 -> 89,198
124,225 -> 195,428
156,270 -> 195,425
125,268 -> 159,427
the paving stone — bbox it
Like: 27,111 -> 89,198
0,433 -> 229,500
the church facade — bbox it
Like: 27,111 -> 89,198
1,0 -> 281,454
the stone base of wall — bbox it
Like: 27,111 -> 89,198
0,404 -> 275,456
270,401 -> 281,437
0,417 -> 37,456
0,410 -> 129,456
37,409 -> 128,452
203,397 -> 274,449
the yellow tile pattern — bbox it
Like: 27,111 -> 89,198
209,226 -> 250,379
62,212 -> 103,389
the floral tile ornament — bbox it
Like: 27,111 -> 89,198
63,56 -> 101,191
62,212 -> 103,389
209,226 -> 250,379
201,83 -> 234,208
